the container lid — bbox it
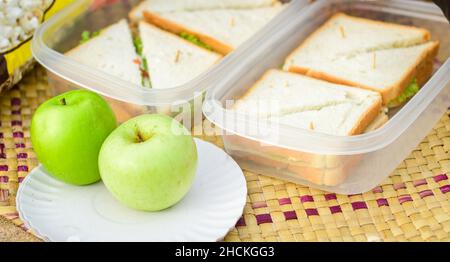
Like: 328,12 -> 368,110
31,0 -> 311,106
203,0 -> 450,155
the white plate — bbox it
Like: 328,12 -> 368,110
17,138 -> 247,242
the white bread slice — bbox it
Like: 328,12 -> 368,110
226,145 -> 336,169
66,19 -> 141,86
283,13 -> 439,104
224,134 -> 343,167
223,107 -> 386,173
228,148 -> 357,186
226,109 -> 387,169
224,132 -> 361,186
364,110 -> 388,133
284,13 -> 431,68
234,69 -> 382,136
130,0 -> 279,21
275,102 -> 378,136
288,41 -> 439,104
139,21 -> 222,89
143,5 -> 285,55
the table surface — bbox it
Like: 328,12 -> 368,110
0,67 -> 449,242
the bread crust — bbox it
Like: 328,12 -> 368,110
364,111 -> 388,132
143,11 -> 233,55
348,95 -> 382,135
129,1 -> 147,22
226,142 -> 342,169
287,158 -> 357,186
229,148 -> 360,187
224,135 -> 328,164
413,42 -> 439,87
382,41 -> 439,103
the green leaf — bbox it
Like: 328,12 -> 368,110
141,57 -> 149,72
80,30 -> 100,44
388,78 -> 420,107
179,32 -> 213,51
80,31 -> 91,44
133,37 -> 144,55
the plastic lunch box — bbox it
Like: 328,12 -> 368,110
31,0 -> 308,124
203,0 -> 450,194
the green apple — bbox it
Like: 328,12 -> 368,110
31,90 -> 117,185
98,114 -> 197,211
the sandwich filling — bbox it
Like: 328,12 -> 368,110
78,30 -> 152,88
179,32 -> 213,51
387,78 -> 420,108
137,22 -> 222,89
133,37 -> 152,88
80,30 -> 100,44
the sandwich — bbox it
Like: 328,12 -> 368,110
138,21 -> 222,89
66,19 -> 147,122
66,19 -> 142,86
227,69 -> 385,186
143,4 -> 285,55
129,0 -> 280,22
226,145 -> 360,186
283,13 -> 440,107
65,17 -> 223,119
234,69 -> 383,136
224,14 -> 440,187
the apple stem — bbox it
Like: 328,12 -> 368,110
136,131 -> 145,143
60,98 -> 67,105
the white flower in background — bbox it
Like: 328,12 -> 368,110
5,6 -> 22,24
0,0 -> 53,52
0,38 -> 9,50
20,11 -> 42,33
19,0 -> 41,9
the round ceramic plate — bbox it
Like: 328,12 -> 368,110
17,138 -> 247,242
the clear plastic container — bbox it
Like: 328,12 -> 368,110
203,0 -> 450,194
31,0 -> 305,124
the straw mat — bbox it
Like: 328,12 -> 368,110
0,67 -> 449,242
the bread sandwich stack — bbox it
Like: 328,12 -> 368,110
228,13 -> 440,186
63,0 -> 286,121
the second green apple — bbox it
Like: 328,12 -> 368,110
99,114 -> 198,211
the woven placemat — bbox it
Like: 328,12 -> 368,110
0,67 -> 449,242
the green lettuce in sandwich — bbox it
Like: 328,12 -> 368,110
133,37 -> 152,88
179,32 -> 213,51
387,79 -> 420,108
80,30 -> 100,44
